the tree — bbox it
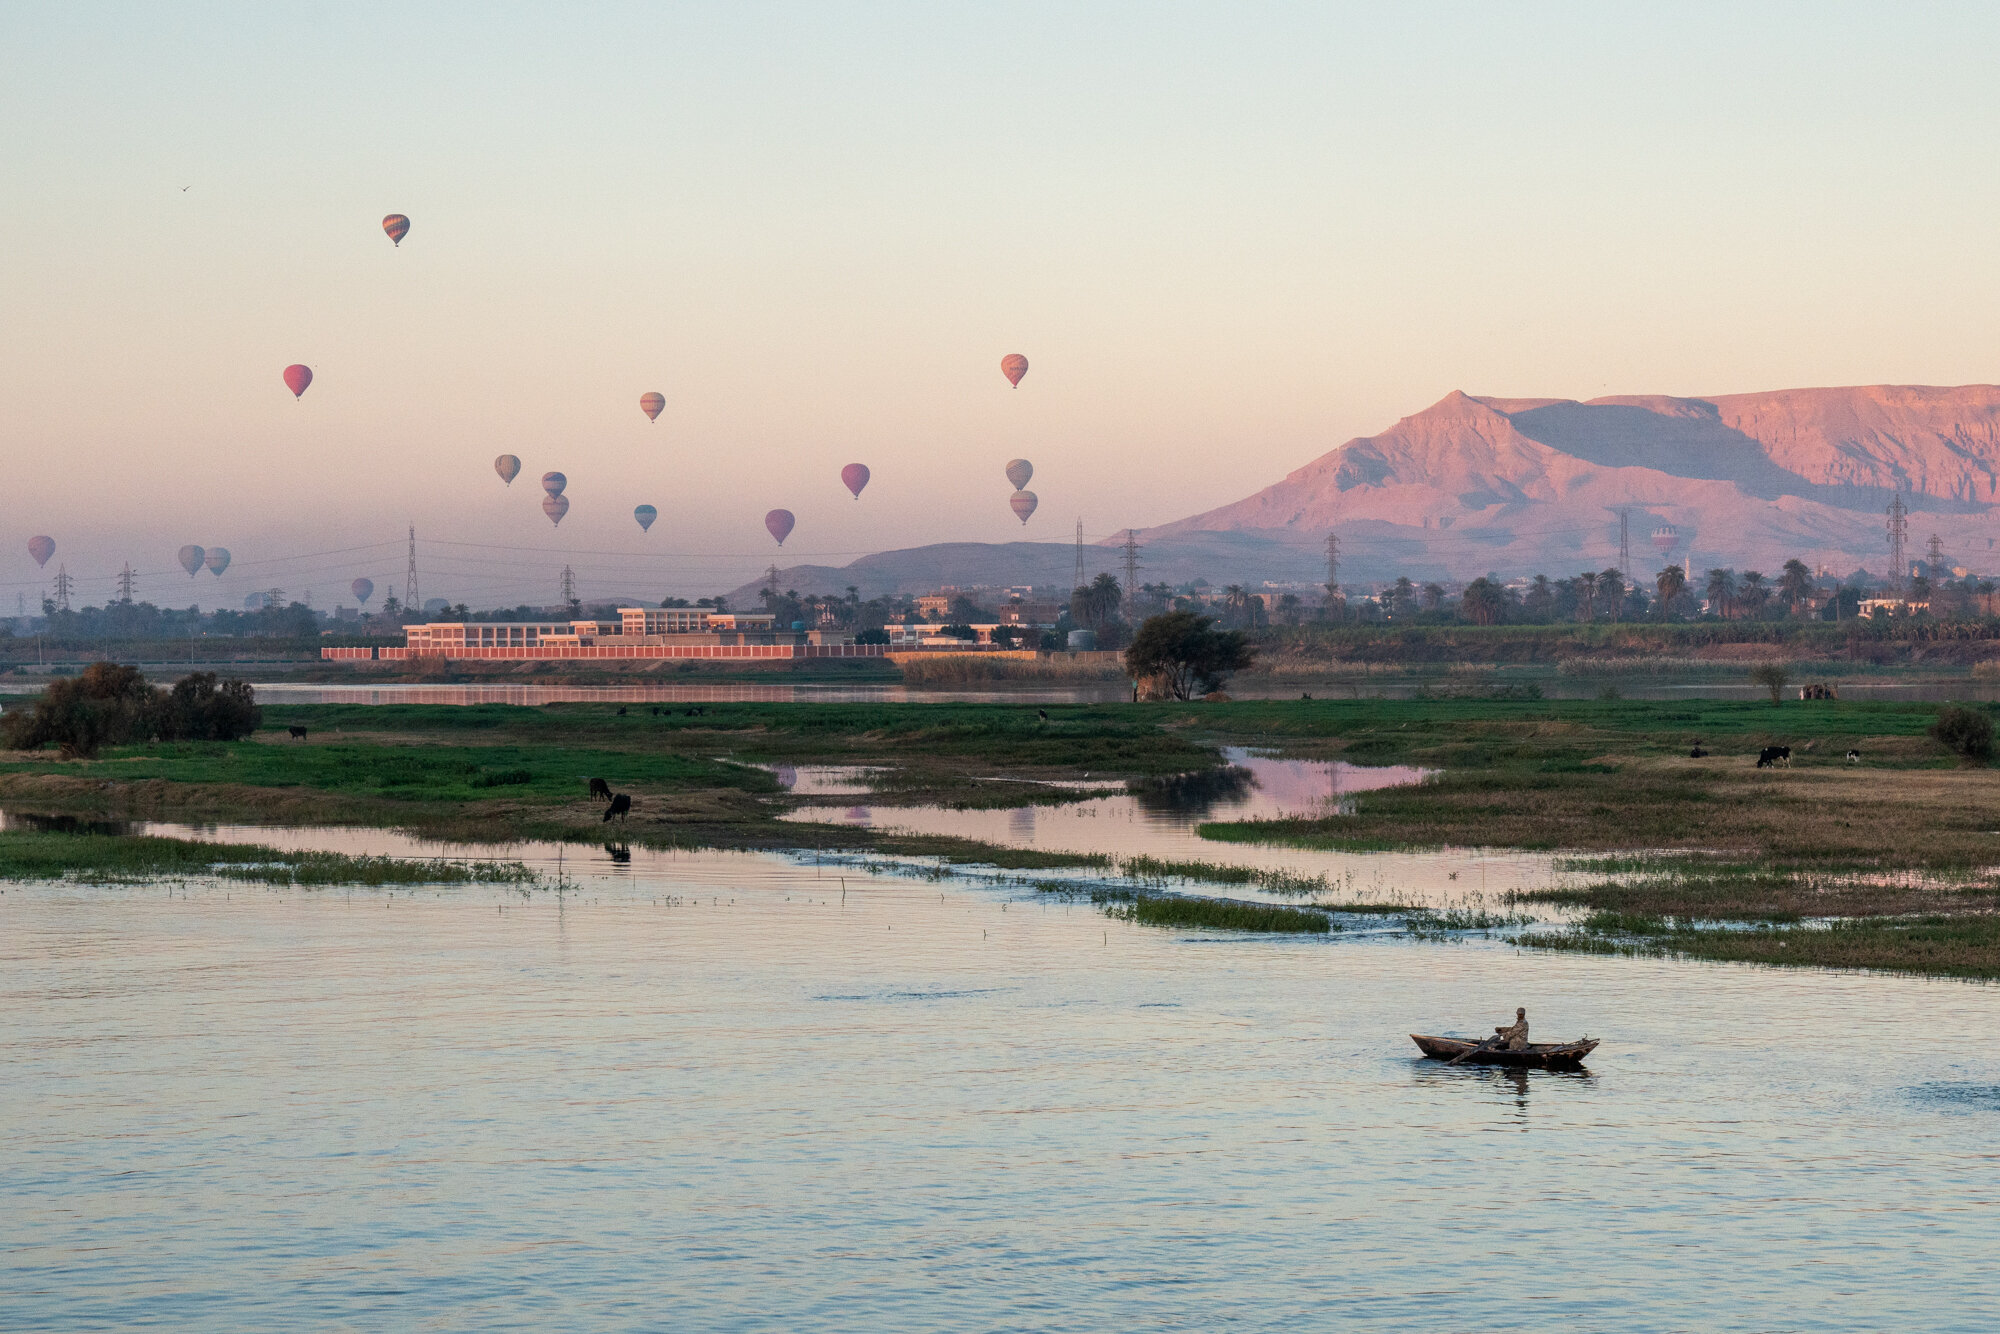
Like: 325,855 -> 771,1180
1460,577 -> 1506,626
1577,571 -> 1599,622
1656,565 -> 1687,619
0,663 -> 259,758
1705,568 -> 1736,619
1931,705 -> 1994,761
1749,661 -> 1790,705
1738,571 -> 1769,616
854,627 -> 889,645
1124,612 -> 1255,701
1523,574 -> 1554,622
1276,592 -> 1303,626
1420,582 -> 1445,613
1597,569 -> 1625,622
1388,577 -> 1416,618
1779,559 -> 1813,615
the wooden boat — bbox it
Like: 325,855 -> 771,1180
1411,1034 -> 1599,1070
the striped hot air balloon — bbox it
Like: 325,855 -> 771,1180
640,392 -> 665,422
1009,491 -> 1038,524
543,494 -> 570,527
205,548 -> 231,576
542,472 -> 567,497
178,545 -> 206,577
1000,353 -> 1028,387
494,455 -> 521,485
382,214 -> 410,246
1005,459 -> 1033,490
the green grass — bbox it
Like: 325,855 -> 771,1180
1117,854 -> 1330,897
0,829 -> 537,886
1108,894 -> 1332,933
1517,916 -> 2000,981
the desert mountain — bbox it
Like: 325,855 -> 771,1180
738,385 -> 2000,602
1138,384 -> 2000,581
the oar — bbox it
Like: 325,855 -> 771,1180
1447,1033 -> 1506,1066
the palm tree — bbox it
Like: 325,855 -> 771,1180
1656,565 -> 1687,619
1738,571 -> 1769,617
1779,559 -> 1813,616
1598,569 -> 1626,622
1577,571 -> 1599,622
1705,568 -> 1735,619
1421,582 -> 1445,613
1461,577 -> 1506,626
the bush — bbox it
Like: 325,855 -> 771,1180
1,665 -> 259,758
1125,612 -> 1256,701
1930,705 -> 1995,761
1749,661 -> 1790,704
853,627 -> 890,646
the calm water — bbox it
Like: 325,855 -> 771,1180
6,827 -> 2000,1331
787,749 -> 1555,909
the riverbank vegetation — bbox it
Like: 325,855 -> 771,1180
0,825 -> 537,886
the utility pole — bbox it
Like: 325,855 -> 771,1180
1074,519 -> 1085,592
1120,529 -> 1141,608
1618,509 -> 1632,575
115,563 -> 136,604
1324,531 -> 1341,614
51,565 -> 73,613
1886,493 -> 1909,594
405,523 -> 420,611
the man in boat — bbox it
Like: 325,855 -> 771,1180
1493,1007 -> 1529,1051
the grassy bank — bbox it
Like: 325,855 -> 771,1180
898,655 -> 1129,687
1107,894 -> 1332,933
0,827 -> 537,886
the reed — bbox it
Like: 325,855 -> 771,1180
1107,894 -> 1332,933
897,655 -> 1129,687
0,829 -> 538,886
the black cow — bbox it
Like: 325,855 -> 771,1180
587,776 -> 613,802
602,792 -> 632,822
1756,745 -> 1792,768
616,706 -> 627,716
288,725 -> 308,741
1689,745 -> 1708,758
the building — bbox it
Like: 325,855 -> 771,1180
325,607 -> 881,663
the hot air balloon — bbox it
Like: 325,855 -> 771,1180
765,509 -> 796,545
205,548 -> 231,577
541,471 -> 567,497
635,504 -> 657,532
640,392 -> 665,422
494,454 -> 521,485
283,364 -> 312,398
1651,524 -> 1678,555
27,536 -> 53,568
543,494 -> 570,527
1005,459 -> 1033,490
841,463 -> 870,498
351,577 -> 374,605
1001,353 -> 1029,387
178,545 -> 206,577
1009,490 -> 1038,524
382,214 -> 410,246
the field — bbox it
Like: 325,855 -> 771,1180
2,691 -> 1998,974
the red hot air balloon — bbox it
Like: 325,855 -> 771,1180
382,214 -> 410,246
543,494 -> 570,527
634,504 -> 657,532
283,364 -> 312,398
205,548 -> 231,576
1001,353 -> 1029,387
1652,524 -> 1678,555
1005,458 -> 1033,490
640,392 -> 665,422
765,509 -> 796,545
494,454 -> 521,485
27,536 -> 54,568
841,464 -> 870,498
1009,490 -> 1038,524
351,577 -> 375,605
541,472 -> 567,497
178,545 -> 206,577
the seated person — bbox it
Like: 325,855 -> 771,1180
1493,1007 -> 1529,1051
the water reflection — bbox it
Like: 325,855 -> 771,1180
0,811 -> 139,837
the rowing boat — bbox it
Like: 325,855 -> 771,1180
1410,1034 -> 1599,1070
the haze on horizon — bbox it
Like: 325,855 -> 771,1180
6,3 -> 2000,609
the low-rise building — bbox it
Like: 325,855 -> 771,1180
325,607 -> 878,663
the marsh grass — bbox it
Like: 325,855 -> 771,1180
898,656 -> 1128,686
1117,853 -> 1330,896
0,829 -> 537,886
1108,894 -> 1332,933
1517,915 -> 2000,981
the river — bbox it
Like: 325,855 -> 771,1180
5,824 -> 1999,1329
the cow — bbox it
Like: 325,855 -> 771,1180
1847,749 -> 1861,764
288,725 -> 308,741
1756,745 -> 1792,768
616,706 -> 627,716
587,776 -> 613,802
602,792 -> 632,823
1689,745 -> 1708,758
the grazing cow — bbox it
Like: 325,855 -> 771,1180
1689,746 -> 1708,758
1756,745 -> 1792,768
602,792 -> 632,822
587,776 -> 613,802
288,725 -> 308,741
649,707 -> 660,716
616,706 -> 627,716
603,842 -> 631,863
1847,749 -> 1861,764
1037,708 -> 1050,722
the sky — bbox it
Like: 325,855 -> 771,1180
6,3 -> 2000,609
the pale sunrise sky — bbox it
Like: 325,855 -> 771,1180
6,3 -> 2000,606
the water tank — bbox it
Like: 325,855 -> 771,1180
1066,628 -> 1097,651
791,620 -> 806,630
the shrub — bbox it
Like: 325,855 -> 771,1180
1125,612 -> 1256,701
1930,705 -> 1995,761
164,673 -> 261,742
1748,661 -> 1790,704
1,665 -> 258,758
